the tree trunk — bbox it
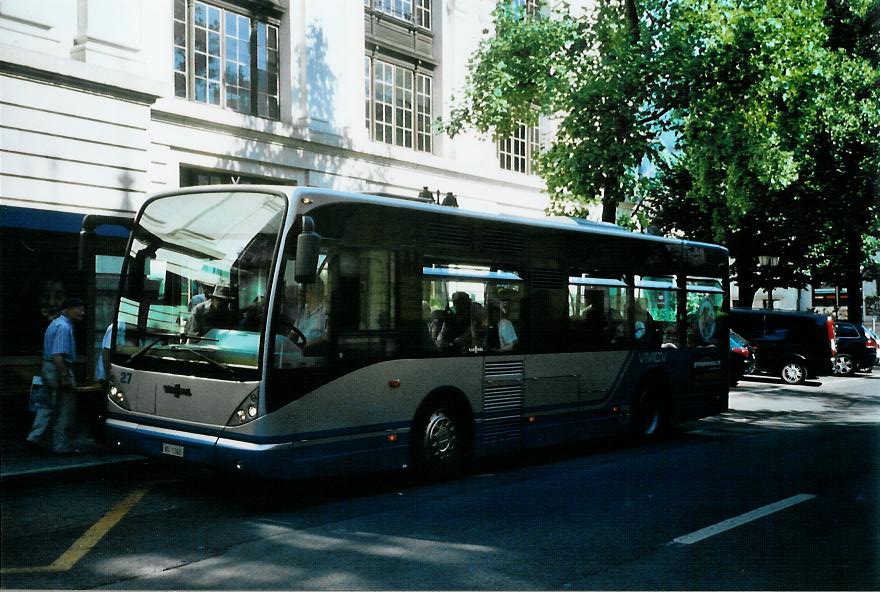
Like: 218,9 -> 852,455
601,178 -> 622,224
732,228 -> 758,308
736,283 -> 759,310
624,0 -> 640,42
845,228 -> 864,324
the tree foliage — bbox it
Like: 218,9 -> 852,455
650,0 -> 880,309
448,0 -> 880,312
446,1 -> 655,222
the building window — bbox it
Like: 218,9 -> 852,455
366,0 -> 431,29
366,57 -> 432,153
498,121 -> 539,174
180,166 -> 293,187
512,0 -> 541,15
173,0 -> 280,119
364,56 -> 372,132
416,73 -> 433,152
812,285 -> 847,309
415,0 -> 432,29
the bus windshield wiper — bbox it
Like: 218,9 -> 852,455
137,329 -> 217,342
170,344 -> 239,378
126,337 -> 164,364
126,330 -> 189,364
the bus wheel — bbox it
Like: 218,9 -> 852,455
412,405 -> 469,480
781,362 -> 807,384
633,384 -> 669,439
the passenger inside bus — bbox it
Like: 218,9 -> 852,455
449,292 -> 473,352
237,296 -> 265,332
185,285 -> 237,337
582,290 -> 609,344
634,299 -> 650,343
487,300 -> 518,352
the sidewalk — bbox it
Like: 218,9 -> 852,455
1,435 -> 144,484
0,389 -> 143,483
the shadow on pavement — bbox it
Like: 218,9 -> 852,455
740,375 -> 824,387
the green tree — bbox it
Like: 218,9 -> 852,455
799,0 -> 880,322
652,0 -> 879,311
445,0 -> 656,223
449,0 -> 879,315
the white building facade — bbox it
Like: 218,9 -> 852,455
0,0 -> 552,381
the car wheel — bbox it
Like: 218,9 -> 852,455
411,404 -> 470,480
834,355 -> 855,376
781,362 -> 807,385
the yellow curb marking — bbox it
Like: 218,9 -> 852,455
1,488 -> 147,574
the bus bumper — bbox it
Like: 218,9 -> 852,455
105,418 -> 293,469
104,418 -> 407,479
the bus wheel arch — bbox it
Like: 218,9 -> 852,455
631,370 -> 673,439
409,388 -> 475,480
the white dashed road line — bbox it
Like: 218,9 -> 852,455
669,494 -> 816,546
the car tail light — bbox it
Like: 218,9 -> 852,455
867,338 -> 878,349
826,317 -> 837,356
732,346 -> 749,357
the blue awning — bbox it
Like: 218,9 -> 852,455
1,206 -> 130,238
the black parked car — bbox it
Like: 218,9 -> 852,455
833,322 -> 878,375
729,330 -> 756,386
729,308 -> 836,384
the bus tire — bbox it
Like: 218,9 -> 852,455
632,380 -> 671,440
410,397 -> 472,481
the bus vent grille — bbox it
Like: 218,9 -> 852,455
484,360 -> 524,377
481,417 -> 522,444
482,228 -> 523,254
429,223 -> 471,249
481,361 -> 523,445
483,385 -> 523,414
530,268 -> 567,290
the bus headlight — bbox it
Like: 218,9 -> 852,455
108,385 -> 131,411
227,388 -> 259,426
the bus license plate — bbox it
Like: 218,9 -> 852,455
162,443 -> 184,458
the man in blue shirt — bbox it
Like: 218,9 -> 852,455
27,297 -> 85,454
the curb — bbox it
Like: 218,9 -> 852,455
0,455 -> 146,487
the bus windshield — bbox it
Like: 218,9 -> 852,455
114,190 -> 287,377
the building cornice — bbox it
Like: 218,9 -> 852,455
0,43 -> 163,105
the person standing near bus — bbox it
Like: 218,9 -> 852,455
26,297 -> 84,454
95,321 -> 125,389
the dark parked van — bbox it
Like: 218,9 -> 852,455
833,322 -> 878,375
729,308 -> 836,384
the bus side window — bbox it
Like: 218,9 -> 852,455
335,249 -> 398,360
421,265 -> 522,355
635,283 -> 680,348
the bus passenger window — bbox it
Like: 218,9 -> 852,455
568,278 -> 627,350
686,278 -> 724,347
635,277 -> 679,348
270,251 -> 332,368
422,265 -> 522,355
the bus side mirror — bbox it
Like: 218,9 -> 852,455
294,216 -> 321,284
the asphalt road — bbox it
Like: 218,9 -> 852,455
2,373 -> 878,590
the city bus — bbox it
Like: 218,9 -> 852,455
104,186 -> 729,479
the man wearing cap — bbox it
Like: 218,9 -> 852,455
185,285 -> 237,337
27,297 -> 84,454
